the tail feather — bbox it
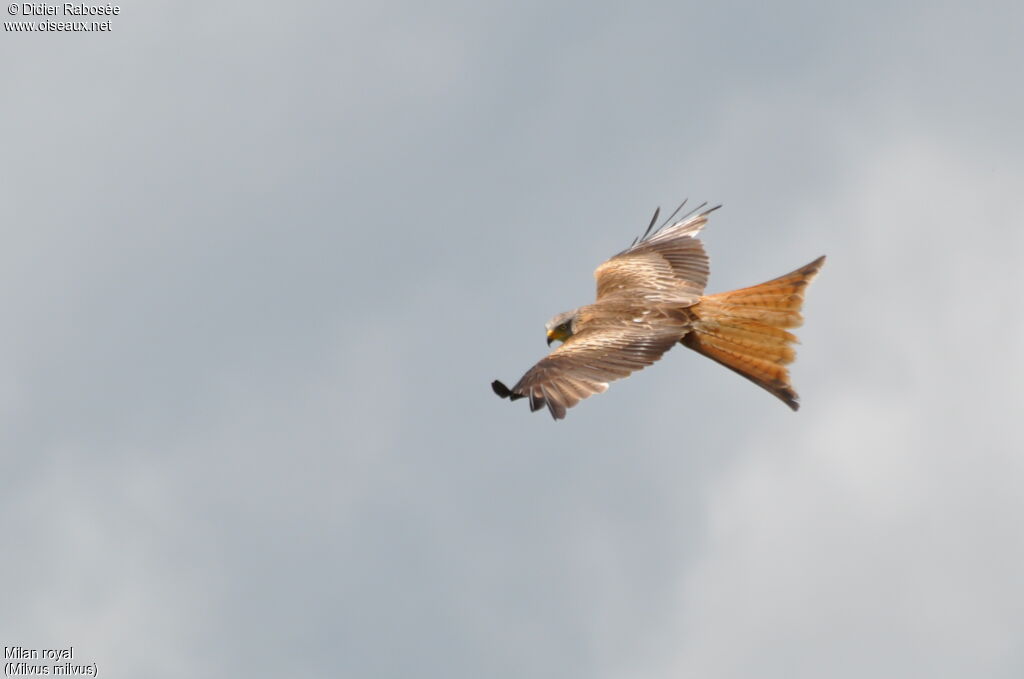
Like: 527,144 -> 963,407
684,256 -> 825,410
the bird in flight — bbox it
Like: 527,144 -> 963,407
492,201 -> 824,420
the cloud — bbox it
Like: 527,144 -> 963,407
664,133 -> 1024,679
2,1 -> 1023,677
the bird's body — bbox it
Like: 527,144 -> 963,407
492,202 -> 825,420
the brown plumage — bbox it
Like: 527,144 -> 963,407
492,203 -> 824,420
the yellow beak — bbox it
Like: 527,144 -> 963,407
547,327 -> 570,346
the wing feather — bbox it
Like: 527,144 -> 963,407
506,319 -> 686,420
594,205 -> 719,305
495,203 -> 721,420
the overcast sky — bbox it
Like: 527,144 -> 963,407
3,1 -> 1023,677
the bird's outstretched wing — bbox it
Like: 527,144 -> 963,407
491,315 -> 687,420
594,203 -> 719,305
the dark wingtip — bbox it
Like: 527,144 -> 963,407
641,206 -> 660,241
492,380 -> 525,401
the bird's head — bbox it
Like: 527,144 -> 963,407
544,309 -> 579,346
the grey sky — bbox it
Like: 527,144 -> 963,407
2,1 -> 1022,677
